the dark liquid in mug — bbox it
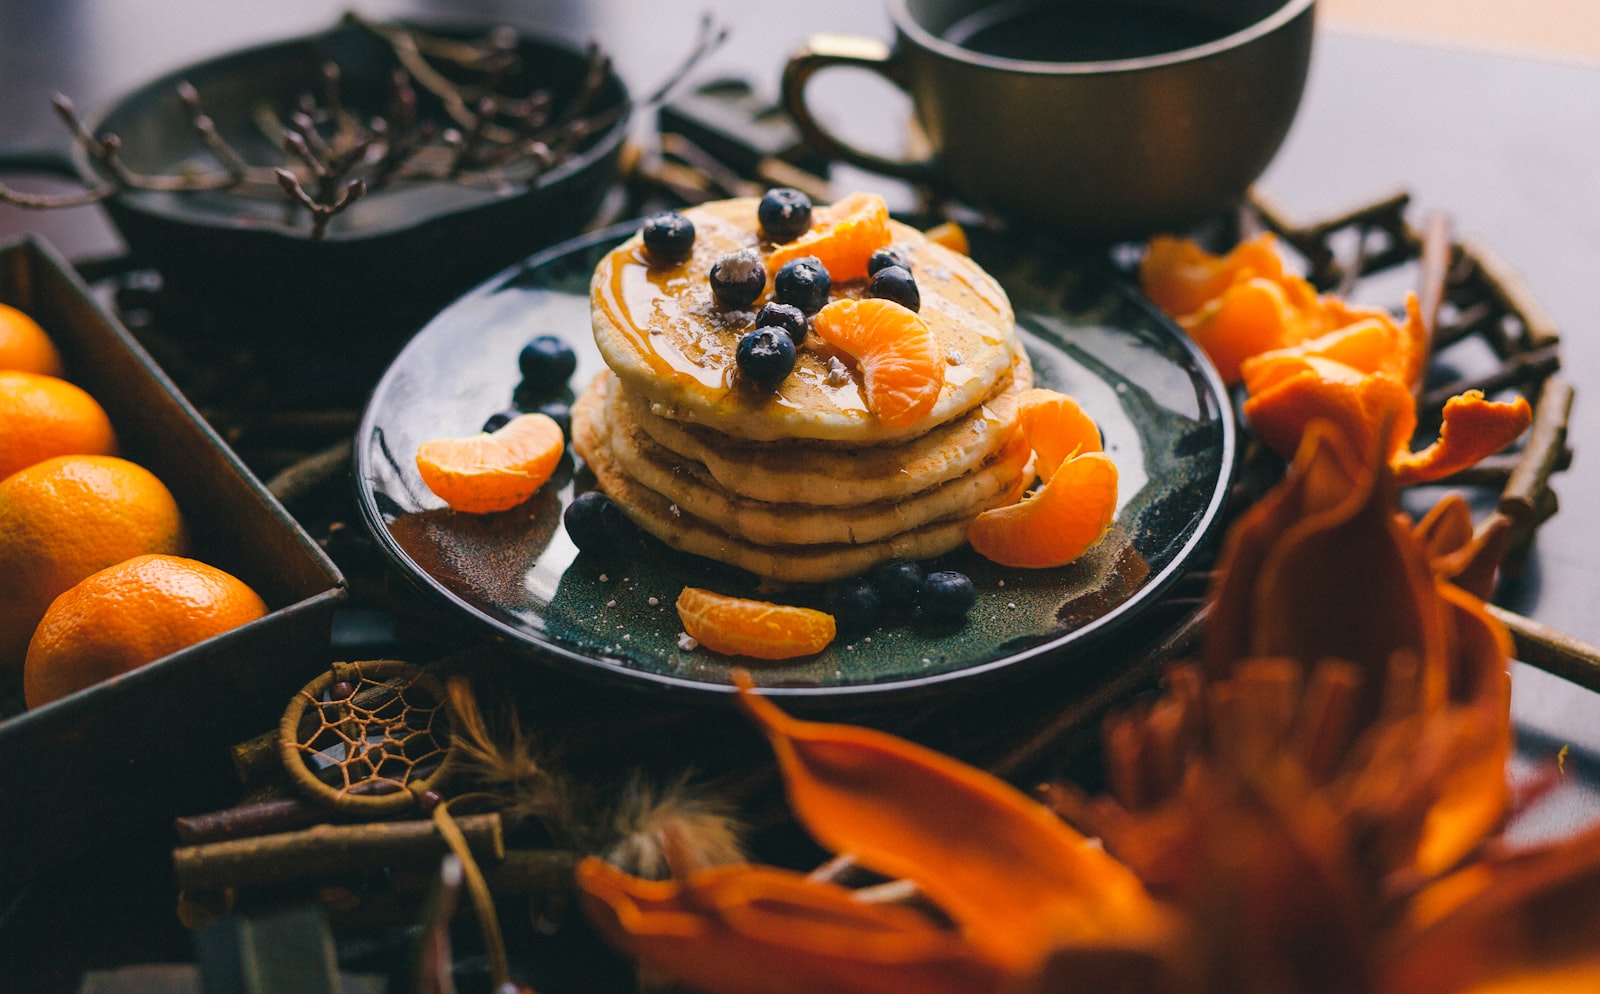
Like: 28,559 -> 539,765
943,1 -> 1238,62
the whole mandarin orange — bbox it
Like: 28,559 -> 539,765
0,370 -> 118,480
24,553 -> 267,708
0,454 -> 187,671
0,303 -> 64,376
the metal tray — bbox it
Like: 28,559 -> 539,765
0,235 -> 347,887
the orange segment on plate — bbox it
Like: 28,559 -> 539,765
1015,388 -> 1102,481
967,451 -> 1119,569
23,553 -> 268,709
415,412 -> 566,513
0,304 -> 64,376
764,191 -> 891,282
0,370 -> 119,479
811,297 -> 944,429
676,586 -> 835,660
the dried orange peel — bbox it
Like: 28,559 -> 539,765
1142,235 -> 1529,483
968,388 -> 1118,569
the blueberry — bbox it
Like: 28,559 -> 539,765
867,247 -> 911,276
758,187 -> 812,242
519,334 -> 577,389
755,301 -> 808,346
564,490 -> 626,556
736,327 -> 796,385
709,249 -> 766,309
641,211 -> 695,263
536,400 -> 572,437
823,576 -> 880,634
773,256 -> 831,314
920,570 -> 976,621
481,409 -> 518,433
870,558 -> 925,613
867,265 -> 920,312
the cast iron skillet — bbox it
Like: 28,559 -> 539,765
1,18 -> 630,338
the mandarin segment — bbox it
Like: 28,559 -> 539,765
764,191 -> 891,282
0,454 -> 188,670
0,370 -> 119,479
0,304 -> 64,376
416,412 -> 566,513
24,553 -> 267,709
1139,232 -> 1286,319
812,297 -> 945,429
968,451 -> 1119,569
1015,388 -> 1103,481
676,587 -> 835,660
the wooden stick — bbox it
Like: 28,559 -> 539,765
173,813 -> 504,892
1486,604 -> 1600,695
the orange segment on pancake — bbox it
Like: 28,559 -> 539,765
415,412 -> 566,513
676,587 -> 836,660
968,387 -> 1119,569
764,191 -> 892,282
811,297 -> 945,429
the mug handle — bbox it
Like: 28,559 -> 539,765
781,34 -> 937,184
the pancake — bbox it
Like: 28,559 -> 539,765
587,372 -> 1033,546
590,197 -> 1018,444
572,384 -> 1028,583
614,339 -> 1034,506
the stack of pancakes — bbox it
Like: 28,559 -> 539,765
571,197 -> 1033,584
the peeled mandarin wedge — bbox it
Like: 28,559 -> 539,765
923,220 -> 969,255
0,370 -> 118,479
0,304 -> 64,376
416,412 -> 566,513
1139,232 -> 1286,319
764,192 -> 891,282
812,297 -> 944,429
1015,388 -> 1103,481
24,553 -> 267,709
968,451 -> 1119,569
676,587 -> 836,660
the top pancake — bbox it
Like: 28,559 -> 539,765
590,197 -> 1018,444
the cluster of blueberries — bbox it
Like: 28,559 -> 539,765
640,188 -> 924,387
825,558 -> 978,630
481,334 -> 579,437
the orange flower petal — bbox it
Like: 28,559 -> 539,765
1391,390 -> 1532,487
576,857 -> 1011,994
733,674 -> 1164,971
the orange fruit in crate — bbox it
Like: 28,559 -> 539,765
23,553 -> 267,709
416,412 -> 566,513
764,192 -> 892,282
0,303 -> 64,376
812,297 -> 945,429
969,388 -> 1119,569
0,370 -> 118,479
676,587 -> 836,660
0,454 -> 187,671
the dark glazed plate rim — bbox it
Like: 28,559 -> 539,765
354,221 -> 1237,704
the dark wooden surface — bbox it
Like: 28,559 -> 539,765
2,2 -> 1599,990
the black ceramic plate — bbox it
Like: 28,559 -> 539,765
355,222 -> 1235,701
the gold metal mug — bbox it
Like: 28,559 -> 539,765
783,0 -> 1317,238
